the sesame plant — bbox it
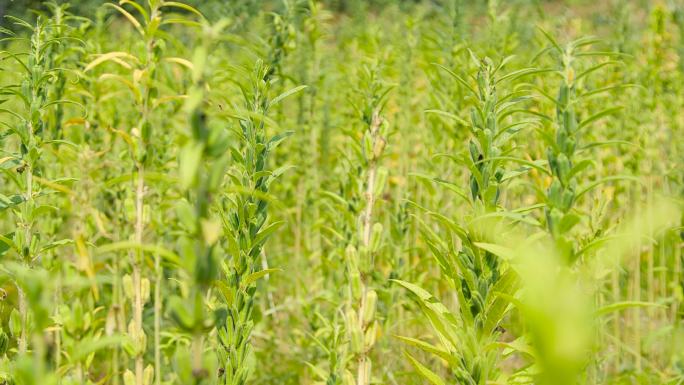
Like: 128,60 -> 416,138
214,55 -> 304,385
394,53 -> 542,385
0,10 -> 85,385
344,61 -> 390,385
534,31 -> 628,264
0,1 -> 682,385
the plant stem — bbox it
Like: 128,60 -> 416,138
18,163 -> 33,355
356,112 -> 382,385
154,250 -> 161,385
134,164 -> 145,385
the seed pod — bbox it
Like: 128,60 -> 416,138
470,108 -> 482,129
469,175 -> 479,200
561,187 -> 575,212
123,274 -> 135,300
124,370 -> 136,385
483,128 -> 493,154
548,179 -> 563,209
477,70 -> 486,94
343,370 -> 355,385
363,290 -> 377,324
346,246 -> 362,300
470,291 -> 484,315
348,312 -> 363,354
372,136 -> 386,160
106,307 -> 117,336
370,223 -> 383,253
469,140 -> 479,162
0,329 -> 8,355
144,364 -> 154,385
141,277 -> 151,304
373,167 -> 388,197
557,84 -> 569,107
547,148 -> 559,176
364,320 -> 378,348
486,114 -> 496,133
557,153 -> 571,185
548,208 -> 563,237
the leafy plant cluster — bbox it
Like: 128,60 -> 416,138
0,1 -> 682,385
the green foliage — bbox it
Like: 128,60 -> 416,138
0,1 -> 682,385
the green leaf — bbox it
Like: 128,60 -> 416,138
434,63 -> 477,96
0,232 -> 13,256
404,351 -> 446,385
395,335 -> 457,366
595,301 -> 666,317
266,131 -> 294,151
474,242 -> 516,261
39,239 -> 73,254
160,2 -> 205,19
251,221 -> 285,253
84,51 -> 140,72
484,268 -> 520,335
269,85 -> 308,107
242,268 -> 282,287
575,175 -> 641,200
0,193 -> 24,211
578,106 -> 623,130
424,109 -> 469,127
391,279 -> 460,350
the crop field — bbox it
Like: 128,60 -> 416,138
0,0 -> 682,384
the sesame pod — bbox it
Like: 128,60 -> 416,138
469,140 -> 479,162
561,186 -> 575,212
347,310 -> 363,353
477,70 -> 486,94
557,84 -> 569,107
343,370 -> 355,385
106,307 -> 116,336
373,166 -> 388,197
127,320 -> 147,355
0,329 -> 8,355
370,223 -> 383,253
141,277 -> 151,304
364,320 -> 378,348
123,274 -> 135,300
144,364 -> 154,385
483,128 -> 493,155
372,136 -> 386,160
564,109 -> 577,133
363,290 -> 377,324
470,108 -> 482,129
557,153 -> 571,185
124,370 -> 135,385
486,113 -> 496,133
548,208 -> 564,237
548,179 -> 563,209
346,246 -> 362,300
471,291 -> 485,315
469,175 -> 479,200
547,148 -> 558,176
494,168 -> 504,183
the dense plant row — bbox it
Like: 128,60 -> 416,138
0,1 -> 682,385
